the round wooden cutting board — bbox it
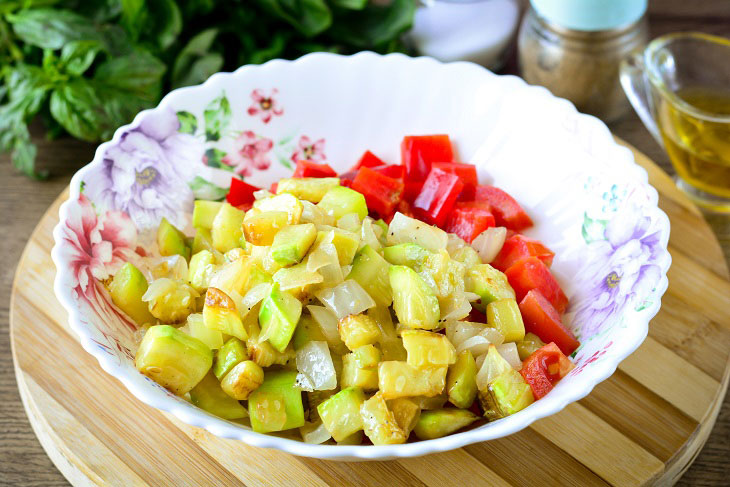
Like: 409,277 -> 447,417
10,140 -> 730,487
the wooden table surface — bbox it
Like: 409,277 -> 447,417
2,3 -> 729,485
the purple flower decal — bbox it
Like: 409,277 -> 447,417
572,208 -> 663,336
83,108 -> 204,229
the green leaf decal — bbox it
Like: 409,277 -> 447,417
203,92 -> 231,141
176,111 -> 198,134
204,148 -> 231,170
189,176 -> 228,200
581,213 -> 609,244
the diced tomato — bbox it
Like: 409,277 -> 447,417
474,185 -> 532,231
353,150 -> 386,170
413,168 -> 464,227
401,134 -> 455,183
269,182 -> 278,193
226,177 -> 261,207
468,308 -> 487,324
292,160 -> 337,178
519,290 -> 579,355
505,257 -> 568,313
434,162 -> 478,200
445,201 -> 495,243
404,180 -> 424,202
351,167 -> 404,218
384,199 -> 414,223
338,169 -> 358,188
520,342 -> 575,399
371,164 -> 405,180
491,235 -> 555,271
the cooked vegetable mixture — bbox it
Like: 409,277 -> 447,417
110,134 -> 579,445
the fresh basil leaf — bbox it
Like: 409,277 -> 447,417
255,0 -> 332,37
171,28 -> 221,88
4,64 -> 50,116
176,111 -> 198,134
120,0 -> 146,42
8,9 -> 101,49
94,49 -> 165,103
203,92 -> 230,141
189,176 -> 228,200
60,40 -> 103,76
328,0 -> 415,48
148,0 -> 183,50
180,0 -> 216,20
11,128 -> 42,179
330,0 -> 367,10
49,78 -> 107,141
61,0 -> 123,23
248,30 -> 289,65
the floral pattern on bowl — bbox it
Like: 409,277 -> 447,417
52,52 -> 671,461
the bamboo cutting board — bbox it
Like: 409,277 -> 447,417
10,140 -> 730,487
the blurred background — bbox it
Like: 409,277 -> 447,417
1,0 -> 729,485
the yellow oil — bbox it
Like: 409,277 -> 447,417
657,87 -> 730,199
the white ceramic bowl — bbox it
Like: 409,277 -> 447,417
52,52 -> 671,461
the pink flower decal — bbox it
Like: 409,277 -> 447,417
247,88 -> 283,124
291,135 -> 326,164
222,131 -> 274,177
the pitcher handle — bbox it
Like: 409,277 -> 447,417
620,52 -> 665,148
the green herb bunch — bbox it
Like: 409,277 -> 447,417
0,0 -> 416,178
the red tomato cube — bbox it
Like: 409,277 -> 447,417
520,342 -> 575,399
445,201 -> 496,243
371,164 -> 405,180
413,168 -> 464,227
293,160 -> 337,178
404,180 -> 424,202
519,290 -> 579,355
401,134 -> 455,183
351,167 -> 404,218
505,257 -> 568,313
226,177 -> 261,207
353,150 -> 386,171
491,234 -> 555,271
433,162 -> 478,200
474,185 -> 533,231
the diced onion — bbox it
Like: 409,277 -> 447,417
476,347 -> 513,391
446,233 -> 467,255
315,280 -> 376,319
253,189 -> 273,200
445,321 -> 484,348
439,294 -> 472,322
295,341 -> 337,391
306,240 -> 343,286
480,327 -> 505,347
274,266 -> 323,291
300,421 -> 332,444
337,213 -> 361,233
456,335 -> 492,357
241,283 -> 271,314
145,254 -> 188,280
307,305 -> 347,353
360,218 -> 381,251
464,291 -> 481,302
387,212 -> 448,252
301,200 -> 333,226
471,227 -> 507,264
475,352 -> 487,370
295,374 -> 314,392
497,342 -> 522,370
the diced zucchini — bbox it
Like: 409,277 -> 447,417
402,330 -> 457,367
338,313 -> 381,350
314,227 -> 360,266
193,200 -> 223,229
479,368 -> 534,421
446,350 -> 478,409
292,314 -> 327,350
413,409 -> 479,440
135,325 -> 212,395
203,287 -> 247,340
386,212 -> 448,252
377,361 -> 447,400
157,217 -> 190,260
143,278 -> 198,324
419,249 -> 466,299
306,390 -> 335,422
211,203 -> 245,253
259,282 -> 303,352
276,177 -> 341,203
248,370 -> 305,433
337,213 -> 361,232
487,298 -> 525,342
360,392 -> 407,445
109,262 -> 155,326
253,193 -> 303,224
466,264 -> 515,310
221,360 -> 264,400
383,243 -> 431,268
317,386 -> 366,441
208,256 -> 256,297
516,332 -> 546,361
451,245 -> 481,268
185,313 -> 223,349
336,431 -> 363,445
188,250 -> 216,292
341,352 -> 379,391
413,394 -> 448,410
242,210 -> 289,246
373,219 -> 389,245
270,223 -> 317,267
389,265 -> 440,330
190,371 -> 248,419
346,245 -> 393,307
192,227 -> 217,255
387,398 -> 421,437
213,337 -> 248,380
353,344 -> 381,369
317,186 -> 368,220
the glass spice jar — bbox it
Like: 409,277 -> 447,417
518,0 -> 649,122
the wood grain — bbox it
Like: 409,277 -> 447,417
7,139 -> 730,487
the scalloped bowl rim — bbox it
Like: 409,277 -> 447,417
51,51 -> 672,460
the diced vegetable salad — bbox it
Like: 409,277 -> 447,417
110,134 -> 579,445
